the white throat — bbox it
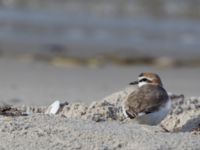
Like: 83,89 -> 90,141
138,81 -> 148,87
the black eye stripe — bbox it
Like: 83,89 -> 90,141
139,78 -> 151,83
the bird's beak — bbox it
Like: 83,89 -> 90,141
129,81 -> 138,85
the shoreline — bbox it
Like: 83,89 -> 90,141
0,58 -> 200,106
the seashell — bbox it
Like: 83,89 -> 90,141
45,100 -> 61,115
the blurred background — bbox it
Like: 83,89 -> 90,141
0,0 -> 200,105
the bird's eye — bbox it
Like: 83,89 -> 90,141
139,78 -> 150,82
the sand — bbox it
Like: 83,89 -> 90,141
1,115 -> 200,150
0,58 -> 200,149
1,86 -> 200,150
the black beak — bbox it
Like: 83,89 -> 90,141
129,81 -> 138,85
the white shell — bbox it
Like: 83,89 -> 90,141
45,100 -> 61,115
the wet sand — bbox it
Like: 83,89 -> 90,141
0,58 -> 199,105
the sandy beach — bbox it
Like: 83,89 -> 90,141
1,114 -> 200,150
1,1 -> 200,149
0,88 -> 200,150
0,58 -> 200,150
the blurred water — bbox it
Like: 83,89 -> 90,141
0,0 -> 200,58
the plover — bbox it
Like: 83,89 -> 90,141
123,72 -> 171,125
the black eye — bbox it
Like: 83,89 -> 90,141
139,78 -> 151,83
139,78 -> 147,82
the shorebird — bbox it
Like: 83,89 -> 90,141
123,72 -> 171,125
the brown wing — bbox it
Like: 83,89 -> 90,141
124,85 -> 168,119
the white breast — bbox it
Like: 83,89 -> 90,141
136,99 -> 171,125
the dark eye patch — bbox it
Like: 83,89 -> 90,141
139,78 -> 151,83
139,73 -> 144,77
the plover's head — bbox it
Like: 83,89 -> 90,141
130,72 -> 163,87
